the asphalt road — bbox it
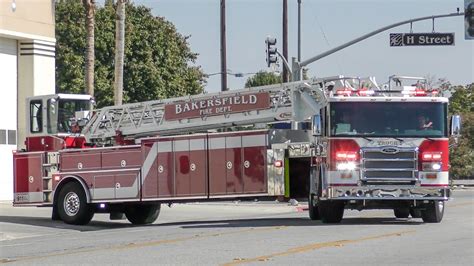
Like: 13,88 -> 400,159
1,189 -> 473,265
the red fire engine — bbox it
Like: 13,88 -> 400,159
12,75 -> 461,225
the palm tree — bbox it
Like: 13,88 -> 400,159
82,0 -> 95,98
114,0 -> 127,105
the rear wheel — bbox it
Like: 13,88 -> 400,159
308,194 -> 321,220
57,182 -> 94,225
394,208 -> 410,218
125,203 -> 161,225
409,208 -> 422,218
319,200 -> 344,223
421,200 -> 444,223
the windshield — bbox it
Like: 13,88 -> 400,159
330,102 -> 447,138
49,99 -> 90,134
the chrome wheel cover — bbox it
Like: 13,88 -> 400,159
438,201 -> 444,213
64,192 -> 80,216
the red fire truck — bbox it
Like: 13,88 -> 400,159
12,75 -> 461,225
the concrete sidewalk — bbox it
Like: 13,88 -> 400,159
452,179 -> 474,187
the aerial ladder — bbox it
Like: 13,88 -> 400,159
82,79 -> 330,145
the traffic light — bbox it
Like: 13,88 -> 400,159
265,37 -> 278,67
466,0 -> 474,39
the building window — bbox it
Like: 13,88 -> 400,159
8,130 -> 16,145
30,100 -> 43,133
0,130 -> 6,144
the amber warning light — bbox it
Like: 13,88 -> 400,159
274,160 -> 283,168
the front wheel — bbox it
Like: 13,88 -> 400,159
308,194 -> 321,220
125,203 -> 161,225
319,200 -> 344,223
421,200 -> 444,223
394,208 -> 410,218
57,182 -> 94,225
409,208 -> 422,218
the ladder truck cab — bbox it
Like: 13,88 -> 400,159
308,75 -> 461,223
24,94 -> 95,151
12,75 -> 460,225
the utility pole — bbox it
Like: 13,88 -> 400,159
282,0 -> 289,82
220,0 -> 228,91
297,0 -> 302,62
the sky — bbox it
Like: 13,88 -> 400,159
132,0 -> 474,93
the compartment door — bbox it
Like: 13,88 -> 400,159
13,153 -> 44,203
157,140 -> 174,197
93,174 -> 115,200
115,172 -> 139,199
225,136 -> 243,193
142,142 -> 159,199
242,134 -> 267,193
208,136 -> 226,196
174,139 -> 190,197
189,138 -> 207,196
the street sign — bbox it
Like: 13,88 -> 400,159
390,33 -> 455,46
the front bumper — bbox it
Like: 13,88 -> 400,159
324,185 -> 450,201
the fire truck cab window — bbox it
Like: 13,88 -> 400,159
29,100 -> 43,133
57,100 -> 89,133
330,102 -> 447,138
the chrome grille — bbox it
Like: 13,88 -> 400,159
361,147 -> 418,183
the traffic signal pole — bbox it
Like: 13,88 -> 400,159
292,11 -> 465,81
282,0 -> 289,82
220,0 -> 228,91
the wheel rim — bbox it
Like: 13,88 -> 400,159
63,191 -> 80,216
437,201 -> 444,213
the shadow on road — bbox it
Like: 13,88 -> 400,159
0,214 -> 423,232
155,216 -> 423,229
0,215 -> 133,232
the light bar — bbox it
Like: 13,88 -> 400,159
335,151 -> 358,161
336,89 -> 352,97
422,152 -> 442,161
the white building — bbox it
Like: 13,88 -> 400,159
0,0 -> 55,200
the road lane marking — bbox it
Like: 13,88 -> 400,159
221,230 -> 416,266
0,226 -> 287,264
115,226 -> 286,250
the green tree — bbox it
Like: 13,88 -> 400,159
448,83 -> 474,179
56,0 -> 205,107
245,71 -> 282,88
244,69 -> 310,88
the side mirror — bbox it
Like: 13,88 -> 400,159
312,114 -> 322,136
450,115 -> 461,136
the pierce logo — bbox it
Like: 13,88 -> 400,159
164,92 -> 270,120
381,147 -> 399,154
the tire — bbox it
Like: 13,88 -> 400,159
409,208 -> 422,218
125,203 -> 161,225
319,200 -> 344,223
308,194 -> 321,220
421,200 -> 444,223
57,182 -> 94,225
394,208 -> 410,218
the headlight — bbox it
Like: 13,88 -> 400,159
336,162 -> 357,171
422,162 -> 442,171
